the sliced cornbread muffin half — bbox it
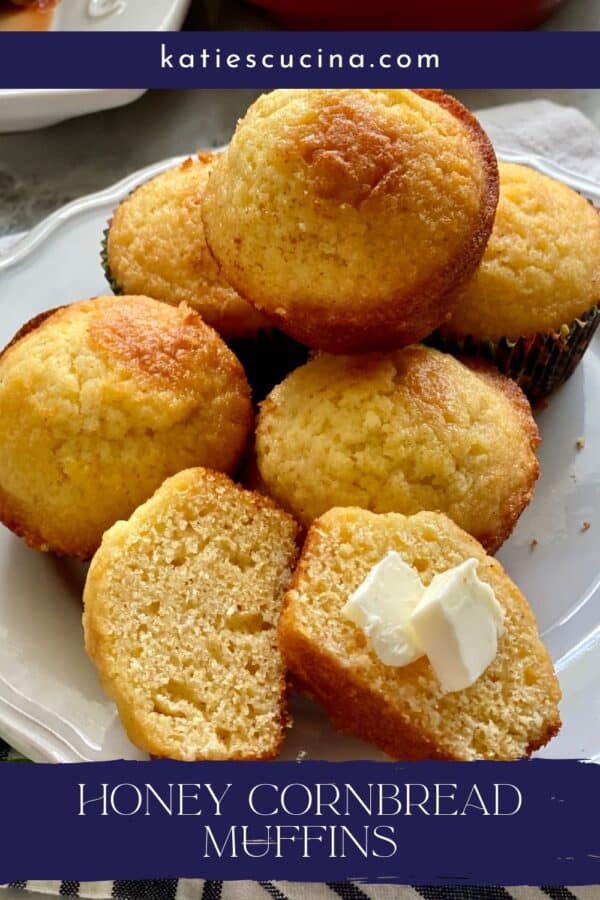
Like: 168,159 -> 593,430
84,467 -> 299,761
279,506 -> 561,761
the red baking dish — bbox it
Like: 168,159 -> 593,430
247,0 -> 564,29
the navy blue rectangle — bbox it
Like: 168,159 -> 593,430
0,759 -> 598,884
0,32 -> 598,89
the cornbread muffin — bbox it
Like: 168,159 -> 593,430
436,162 -> 600,402
104,153 -> 267,340
203,89 -> 499,353
256,345 -> 540,553
0,296 -> 252,558
84,467 -> 299,760
279,507 -> 561,760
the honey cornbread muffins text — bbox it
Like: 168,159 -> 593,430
105,153 -> 268,340
84,467 -> 299,761
0,296 -> 253,558
279,507 -> 561,760
202,89 -> 499,353
256,345 -> 540,553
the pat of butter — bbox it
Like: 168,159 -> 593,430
341,551 -> 425,666
410,558 -> 505,693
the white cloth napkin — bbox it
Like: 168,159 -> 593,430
0,100 -> 598,900
477,98 -> 600,188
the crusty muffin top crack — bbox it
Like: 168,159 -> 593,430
256,345 -> 539,553
0,296 -> 253,558
203,89 -> 499,353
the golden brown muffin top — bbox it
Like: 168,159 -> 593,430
256,345 -> 539,553
203,89 -> 498,352
444,162 -> 600,341
0,295 -> 250,429
106,153 -> 268,340
0,296 -> 252,558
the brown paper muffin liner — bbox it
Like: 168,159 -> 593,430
429,304 -> 600,406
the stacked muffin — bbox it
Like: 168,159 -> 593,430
0,89 -> 575,761
433,161 -> 600,403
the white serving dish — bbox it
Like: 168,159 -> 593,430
52,0 -> 191,31
0,151 -> 598,763
0,0 -> 191,133
0,90 -> 149,133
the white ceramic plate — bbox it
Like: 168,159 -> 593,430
0,0 -> 191,132
0,151 -> 598,763
52,0 -> 192,30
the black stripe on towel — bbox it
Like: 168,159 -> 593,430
542,889 -> 580,900
6,882 -> 27,890
112,880 -> 179,900
259,882 -> 291,900
60,882 -> 80,896
0,740 -> 10,761
415,888 -> 517,900
201,881 -> 223,900
327,883 -> 372,900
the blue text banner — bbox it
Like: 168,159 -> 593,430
0,759 -> 598,884
0,32 -> 599,89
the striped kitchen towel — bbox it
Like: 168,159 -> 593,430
2,881 -> 597,900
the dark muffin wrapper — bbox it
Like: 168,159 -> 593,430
429,304 -> 600,406
100,225 -> 122,296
